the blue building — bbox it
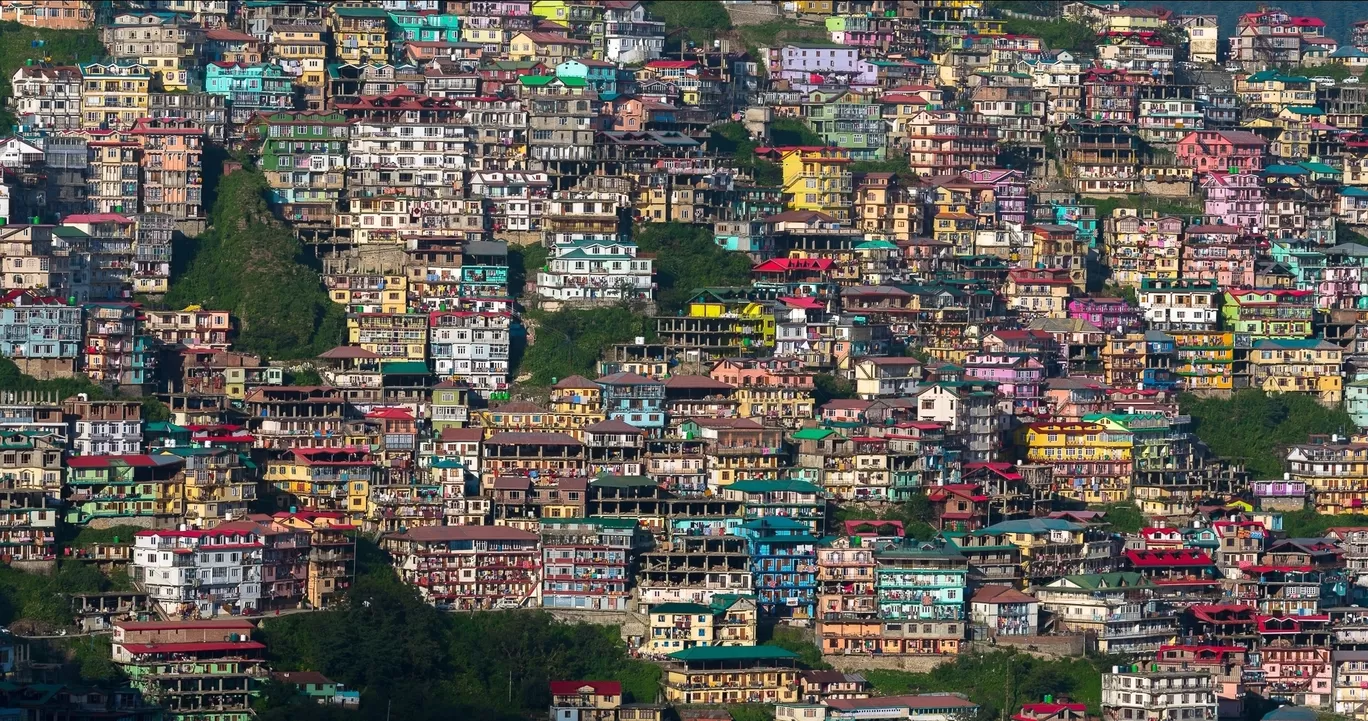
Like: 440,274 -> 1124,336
1141,330 -> 1177,390
555,59 -> 620,98
0,290 -> 82,362
597,372 -> 666,434
737,516 -> 817,619
204,61 -> 295,125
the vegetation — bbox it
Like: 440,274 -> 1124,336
257,552 -> 662,721
1085,194 -> 1203,222
508,243 -> 549,299
64,525 -> 143,548
646,0 -> 731,46
813,373 -> 856,406
834,495 -> 938,541
521,306 -> 651,386
284,367 -> 323,387
1281,509 -> 1368,538
0,22 -> 103,132
770,117 -> 824,147
635,222 -> 754,314
0,357 -> 106,399
763,626 -> 830,670
1181,390 -> 1355,479
708,122 -> 782,185
1001,17 -> 1099,54
0,562 -> 129,630
1090,502 -> 1145,534
863,650 -> 1111,718
735,21 -> 830,57
166,169 -> 346,360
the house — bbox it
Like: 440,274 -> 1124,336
970,585 -> 1040,637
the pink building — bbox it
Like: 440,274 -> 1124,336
963,353 -> 1046,417
1067,297 -> 1142,332
1201,171 -> 1266,233
1177,130 -> 1267,173
709,357 -> 816,390
1182,224 -> 1258,287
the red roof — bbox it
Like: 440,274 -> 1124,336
62,213 -> 134,224
752,257 -> 834,273
645,60 -> 698,70
66,455 -> 169,469
779,296 -> 824,309
1125,549 -> 1214,567
549,681 -> 622,696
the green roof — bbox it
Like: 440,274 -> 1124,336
973,518 -> 1081,535
726,479 -> 822,494
333,6 -> 389,17
519,74 -> 556,86
650,602 -> 714,615
740,517 -> 809,531
1053,571 -> 1147,591
381,361 -> 430,375
791,428 -> 837,441
667,646 -> 799,662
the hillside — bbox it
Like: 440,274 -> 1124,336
165,169 -> 345,360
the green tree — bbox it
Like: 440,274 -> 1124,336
634,222 -> 753,314
1181,390 -> 1355,479
166,169 -> 345,360
813,373 -> 856,406
646,0 -> 731,46
0,23 -> 103,134
1091,502 -> 1144,534
521,306 -> 651,386
1000,17 -> 1099,54
770,117 -> 824,147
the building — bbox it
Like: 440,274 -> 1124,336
1101,669 -> 1217,721
384,525 -> 540,610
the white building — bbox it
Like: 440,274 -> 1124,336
1137,279 -> 1220,331
469,171 -> 550,233
535,239 -> 654,311
131,526 -> 264,618
1101,669 -> 1217,721
601,0 -> 664,65
10,65 -> 82,130
429,310 -> 512,395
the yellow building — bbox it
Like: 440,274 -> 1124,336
531,0 -> 571,26
1170,331 -> 1235,392
264,447 -> 373,522
1018,420 -> 1134,503
549,375 -> 608,436
269,23 -> 328,110
79,61 -> 150,129
170,447 -> 258,525
646,602 -> 717,654
1287,438 -> 1368,514
1103,8 -> 1168,32
731,386 -> 815,427
793,0 -> 834,13
662,647 -> 800,705
1249,338 -> 1344,404
655,289 -> 777,358
771,146 -> 854,222
329,6 -> 389,64
346,312 -> 428,361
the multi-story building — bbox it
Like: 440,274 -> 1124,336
103,11 -> 201,91
384,525 -> 541,610
132,525 -> 265,617
113,619 -> 264,721
79,61 -> 150,131
204,62 -> 295,129
1101,669 -> 1217,721
252,110 -> 347,239
536,238 -> 654,310
540,517 -> 646,611
1249,339 -> 1343,404
9,64 -> 82,130
874,539 -> 969,655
